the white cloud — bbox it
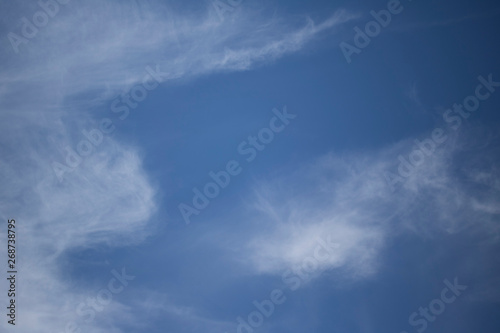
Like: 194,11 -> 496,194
1,1 -> 354,101
0,1 -> 355,332
237,127 -> 500,282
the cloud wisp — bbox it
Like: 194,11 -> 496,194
0,1 -> 355,332
234,126 -> 500,284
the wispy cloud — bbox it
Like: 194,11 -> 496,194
0,1 -> 354,332
228,126 -> 500,283
1,1 -> 354,100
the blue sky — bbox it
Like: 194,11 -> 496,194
1,0 -> 500,332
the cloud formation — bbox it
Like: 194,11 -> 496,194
238,126 -> 500,283
0,1 -> 354,332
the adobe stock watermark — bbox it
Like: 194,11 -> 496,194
235,235 -> 340,333
400,277 -> 467,333
51,64 -> 168,182
384,74 -> 500,191
178,106 -> 296,224
212,0 -> 244,22
59,267 -> 135,333
340,0 -> 411,64
7,0 -> 71,54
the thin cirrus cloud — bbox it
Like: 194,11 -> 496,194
1,1 -> 355,101
0,1 -> 355,332
235,126 -> 500,282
